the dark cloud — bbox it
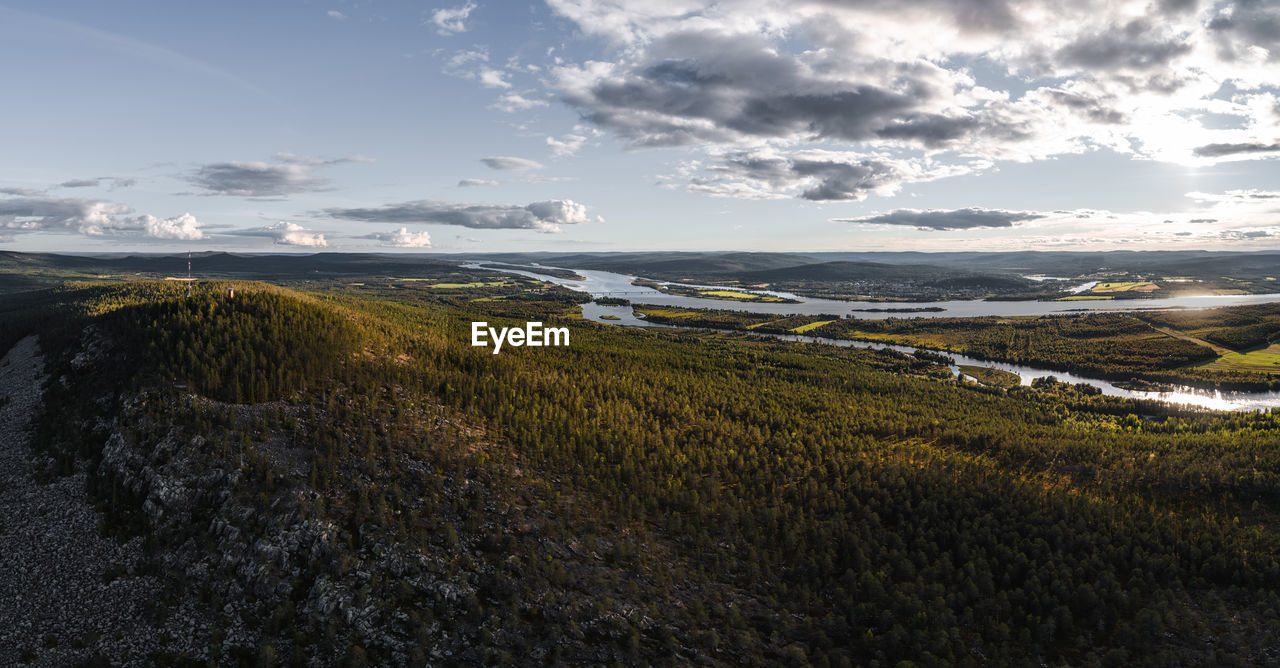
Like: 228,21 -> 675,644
693,151 -> 928,201
791,158 -> 909,201
808,0 -> 1021,33
0,186 -> 40,196
834,207 -> 1044,230
1192,141 -> 1280,157
188,154 -> 366,197
1044,90 -> 1128,124
1208,1 -> 1280,62
557,30 -> 1018,151
481,156 -> 544,171
732,89 -> 917,141
322,199 -> 591,231
1056,20 -> 1191,71
1220,228 -> 1277,240
458,178 -> 499,187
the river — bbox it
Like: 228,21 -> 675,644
470,262 -> 1280,411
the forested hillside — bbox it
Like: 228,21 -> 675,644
4,281 -> 1280,665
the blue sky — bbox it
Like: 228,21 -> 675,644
2,0 -> 1279,253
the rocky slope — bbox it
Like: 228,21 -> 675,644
0,336 -> 211,666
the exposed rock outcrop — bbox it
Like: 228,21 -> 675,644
0,336 -> 211,666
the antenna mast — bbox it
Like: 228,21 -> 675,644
186,250 -> 192,297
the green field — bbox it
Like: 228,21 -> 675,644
425,280 -> 509,289
1201,344 -> 1280,372
696,288 -> 788,302
1056,295 -> 1114,301
791,319 -> 837,333
958,365 -> 1022,388
1091,281 -> 1158,293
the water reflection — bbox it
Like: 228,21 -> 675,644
475,262 -> 1280,412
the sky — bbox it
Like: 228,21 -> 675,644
1,0 -> 1279,254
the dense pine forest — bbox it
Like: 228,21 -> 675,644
3,276 -> 1280,665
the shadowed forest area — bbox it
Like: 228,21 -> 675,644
1,271 -> 1279,665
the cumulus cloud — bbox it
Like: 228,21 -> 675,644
230,221 -> 328,247
187,154 -> 368,198
458,178 -> 499,187
432,2 -> 477,35
140,213 -> 205,240
0,197 -> 129,234
481,156 -> 544,171
362,227 -> 433,248
477,68 -> 511,89
546,12 -> 1050,155
0,195 -> 205,239
322,198 -> 591,232
513,0 -> 1280,200
835,208 -> 1046,230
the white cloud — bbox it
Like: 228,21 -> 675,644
363,227 -> 433,247
546,132 -> 587,158
492,91 -> 548,112
0,195 -> 206,240
458,178 -> 499,187
432,2 -> 477,35
477,67 -> 511,89
230,221 -> 328,247
327,10 -> 346,20
141,213 -> 205,240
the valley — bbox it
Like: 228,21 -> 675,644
2,251 -> 1280,664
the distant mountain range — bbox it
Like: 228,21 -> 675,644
4,249 -> 1279,285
